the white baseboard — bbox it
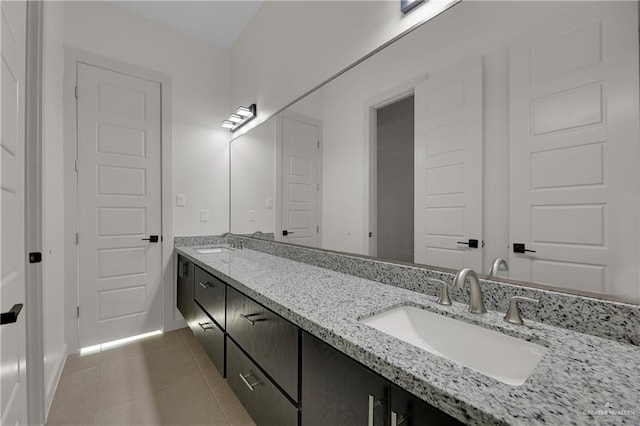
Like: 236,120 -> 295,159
45,344 -> 68,420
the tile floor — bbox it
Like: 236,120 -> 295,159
46,328 -> 256,426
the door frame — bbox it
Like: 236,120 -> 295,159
63,48 -> 175,354
24,1 -> 45,424
364,74 -> 427,257
275,110 -> 323,247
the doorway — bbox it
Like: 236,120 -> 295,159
373,95 -> 415,263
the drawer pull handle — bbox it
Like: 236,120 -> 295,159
391,411 -> 406,426
239,372 -> 261,391
198,322 -> 215,331
199,282 -> 213,289
240,313 -> 260,325
368,395 -> 382,426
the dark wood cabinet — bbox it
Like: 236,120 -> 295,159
302,332 -> 463,426
302,332 -> 388,426
226,286 -> 299,401
390,384 -> 463,426
227,340 -> 298,426
194,266 -> 226,329
192,303 -> 225,375
177,255 -> 464,426
176,255 -> 195,326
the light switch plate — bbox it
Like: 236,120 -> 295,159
249,210 -> 256,222
266,198 -> 273,209
176,194 -> 186,207
200,209 -> 209,222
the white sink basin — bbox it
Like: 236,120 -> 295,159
361,305 -> 548,386
196,247 -> 232,254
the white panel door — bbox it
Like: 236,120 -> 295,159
280,114 -> 320,247
414,57 -> 483,271
1,1 -> 28,424
509,2 -> 639,300
77,63 -> 162,347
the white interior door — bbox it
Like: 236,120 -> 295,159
414,57 -> 483,271
77,63 -> 162,347
279,114 -> 320,247
509,2 -> 640,301
1,1 -> 28,424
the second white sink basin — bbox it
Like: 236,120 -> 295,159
196,247 -> 232,254
361,305 -> 547,386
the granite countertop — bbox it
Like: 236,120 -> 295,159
176,245 -> 640,426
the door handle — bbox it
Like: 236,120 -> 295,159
282,230 -> 294,236
457,238 -> 479,248
367,395 -> 382,426
513,243 -> 536,253
1,304 -> 23,325
141,235 -> 159,243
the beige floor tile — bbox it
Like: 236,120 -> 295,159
47,367 -> 98,425
94,374 -> 228,426
46,416 -> 94,426
61,353 -> 102,376
94,344 -> 202,411
206,375 -> 256,426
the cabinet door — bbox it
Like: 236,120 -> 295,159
227,286 -> 299,400
302,332 -> 388,426
194,266 -> 226,329
390,384 -> 463,426
176,256 -> 195,326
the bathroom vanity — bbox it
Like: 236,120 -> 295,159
175,238 -> 640,425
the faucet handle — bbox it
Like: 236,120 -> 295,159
427,278 -> 452,306
504,296 -> 539,325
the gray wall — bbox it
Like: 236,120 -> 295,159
376,95 -> 414,262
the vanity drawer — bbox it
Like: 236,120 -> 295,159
194,266 -> 226,329
227,339 -> 298,426
192,303 -> 225,376
226,286 -> 299,400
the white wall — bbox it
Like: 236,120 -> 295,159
230,0 -> 458,135
230,119 -> 275,234
42,1 -> 67,415
63,1 -> 231,237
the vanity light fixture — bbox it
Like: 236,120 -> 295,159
222,104 -> 257,132
401,0 -> 425,14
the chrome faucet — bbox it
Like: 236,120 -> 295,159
488,258 -> 509,276
452,268 -> 487,314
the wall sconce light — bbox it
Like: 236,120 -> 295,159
401,0 -> 425,14
222,104 -> 257,132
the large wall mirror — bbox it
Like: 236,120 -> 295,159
230,1 -> 640,304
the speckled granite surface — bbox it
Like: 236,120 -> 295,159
176,245 -> 640,426
183,235 -> 637,347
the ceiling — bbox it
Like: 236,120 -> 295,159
113,1 -> 264,48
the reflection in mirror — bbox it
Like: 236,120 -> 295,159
231,1 -> 640,303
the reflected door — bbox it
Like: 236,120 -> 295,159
509,2 -> 640,300
414,57 -> 484,271
1,1 -> 28,423
279,113 -> 320,247
77,63 -> 162,347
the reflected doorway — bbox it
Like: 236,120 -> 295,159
373,95 -> 415,262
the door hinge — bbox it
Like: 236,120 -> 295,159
317,183 -> 319,191
76,306 -> 80,318
75,159 -> 79,173
317,141 -> 320,149
76,233 -> 79,245
316,225 -> 319,233
74,86 -> 78,99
